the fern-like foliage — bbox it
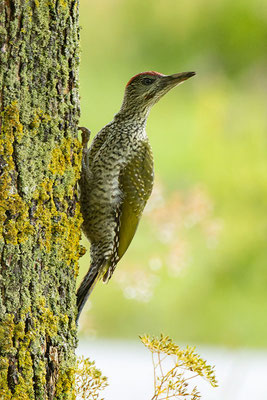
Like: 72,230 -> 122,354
75,356 -> 108,400
140,334 -> 218,400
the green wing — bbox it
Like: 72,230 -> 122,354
117,140 -> 154,260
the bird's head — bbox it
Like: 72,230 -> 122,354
120,71 -> 196,116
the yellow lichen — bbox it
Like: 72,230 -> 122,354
29,109 -> 50,135
49,147 -> 67,176
0,315 -> 15,399
0,313 -> 43,399
0,314 -> 15,353
37,297 -> 59,338
1,101 -> 23,143
0,357 -> 12,399
0,103 -> 33,245
56,364 -> 76,400
35,360 -> 46,388
49,137 -> 82,179
0,194 -> 35,244
58,0 -> 68,9
31,175 -> 83,264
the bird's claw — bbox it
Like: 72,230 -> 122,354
79,127 -> 91,149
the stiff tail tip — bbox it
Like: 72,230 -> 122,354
76,269 -> 99,324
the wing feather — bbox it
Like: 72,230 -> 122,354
102,139 -> 154,282
117,140 -> 154,260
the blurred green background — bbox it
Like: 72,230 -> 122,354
77,0 -> 267,347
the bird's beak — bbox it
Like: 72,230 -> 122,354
161,71 -> 196,88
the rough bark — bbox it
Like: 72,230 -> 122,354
0,0 -> 82,398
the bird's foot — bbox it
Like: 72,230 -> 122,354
79,126 -> 91,149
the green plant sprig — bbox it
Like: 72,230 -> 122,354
140,334 -> 218,400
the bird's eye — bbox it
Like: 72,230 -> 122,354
141,77 -> 155,85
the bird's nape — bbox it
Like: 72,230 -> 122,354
77,70 -> 196,322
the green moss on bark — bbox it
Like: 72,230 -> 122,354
0,0 -> 82,398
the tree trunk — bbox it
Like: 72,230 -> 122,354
0,0 -> 82,398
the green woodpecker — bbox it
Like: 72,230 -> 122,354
77,71 -> 195,321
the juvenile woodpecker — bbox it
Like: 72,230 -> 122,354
77,70 -> 195,320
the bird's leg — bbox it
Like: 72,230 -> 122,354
78,126 -> 91,151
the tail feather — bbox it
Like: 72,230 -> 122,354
76,261 -> 103,323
